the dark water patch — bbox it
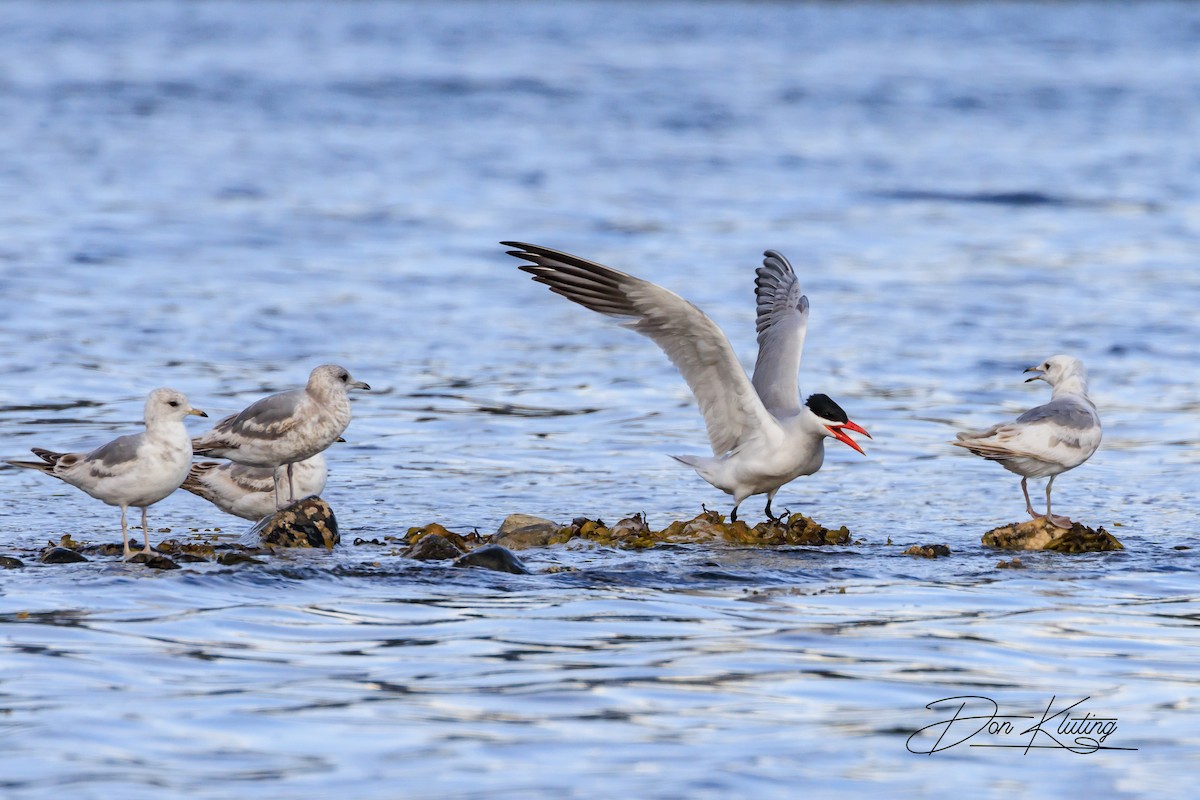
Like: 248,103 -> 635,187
871,188 -> 1159,210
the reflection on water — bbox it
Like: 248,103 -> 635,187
1,1 -> 1198,797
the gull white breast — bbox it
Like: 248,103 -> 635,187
6,388 -> 207,559
953,354 -> 1101,527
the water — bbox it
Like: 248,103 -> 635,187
1,1 -> 1198,796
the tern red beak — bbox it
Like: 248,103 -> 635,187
827,420 -> 871,455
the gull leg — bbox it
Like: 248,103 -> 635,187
120,505 -> 134,560
1044,475 -> 1072,528
287,462 -> 296,504
272,468 -> 283,510
1021,477 -> 1038,520
139,507 -> 154,555
730,503 -> 740,523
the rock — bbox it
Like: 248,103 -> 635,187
0,556 -> 25,569
996,557 -> 1025,569
404,523 -> 473,551
217,552 -> 262,566
40,547 -> 88,564
546,510 -> 853,549
453,544 -> 531,574
903,544 -> 952,558
80,543 -> 127,557
241,496 -> 339,549
982,518 -> 1123,552
130,553 -> 180,570
491,514 -> 561,550
496,513 -> 558,537
405,533 -> 465,561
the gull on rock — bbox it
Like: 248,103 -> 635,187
953,355 -> 1101,528
191,364 -> 368,509
503,241 -> 870,522
7,388 -> 207,559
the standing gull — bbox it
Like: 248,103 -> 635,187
183,453 -> 329,521
953,355 -> 1101,528
503,241 -> 871,522
6,388 -> 207,559
191,364 -> 368,509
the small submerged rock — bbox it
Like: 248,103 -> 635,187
903,544 -> 952,558
241,496 -> 339,550
0,555 -> 24,569
40,547 -> 88,564
996,557 -> 1025,569
405,533 -> 467,561
130,552 -> 180,570
453,544 -> 531,574
982,518 -> 1123,552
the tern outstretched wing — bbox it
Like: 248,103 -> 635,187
504,241 -> 780,456
751,250 -> 809,415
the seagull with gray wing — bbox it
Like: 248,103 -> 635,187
7,388 -> 207,559
503,242 -> 871,522
953,355 -> 1101,528
191,364 -> 368,509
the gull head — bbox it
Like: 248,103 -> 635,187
1023,355 -> 1086,387
146,388 -> 207,423
804,393 -> 871,455
308,364 -> 371,395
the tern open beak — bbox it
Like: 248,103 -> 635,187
1023,365 -> 1044,383
827,420 -> 871,455
188,408 -> 208,418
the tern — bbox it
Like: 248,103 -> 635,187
953,355 -> 1101,528
7,389 -> 207,559
503,241 -> 870,522
191,365 -> 368,509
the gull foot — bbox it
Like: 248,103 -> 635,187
1045,514 -> 1074,529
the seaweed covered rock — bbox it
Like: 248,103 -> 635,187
491,514 -> 560,550
453,544 -> 531,574
903,544 -> 952,558
982,518 -> 1123,552
403,523 -> 475,552
405,532 -> 466,561
40,546 -> 88,564
241,496 -> 339,549
551,510 -> 852,549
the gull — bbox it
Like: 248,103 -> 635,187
183,453 -> 329,521
503,241 -> 871,522
191,364 -> 368,509
6,388 -> 207,559
953,355 -> 1101,528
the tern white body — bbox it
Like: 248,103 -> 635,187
505,242 -> 869,521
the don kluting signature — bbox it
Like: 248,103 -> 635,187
906,695 -> 1138,755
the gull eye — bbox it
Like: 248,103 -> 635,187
168,400 -> 180,407
340,373 -> 349,382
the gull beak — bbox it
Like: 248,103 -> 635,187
1023,365 -> 1045,383
827,420 -> 871,455
350,380 -> 370,391
188,408 -> 209,418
